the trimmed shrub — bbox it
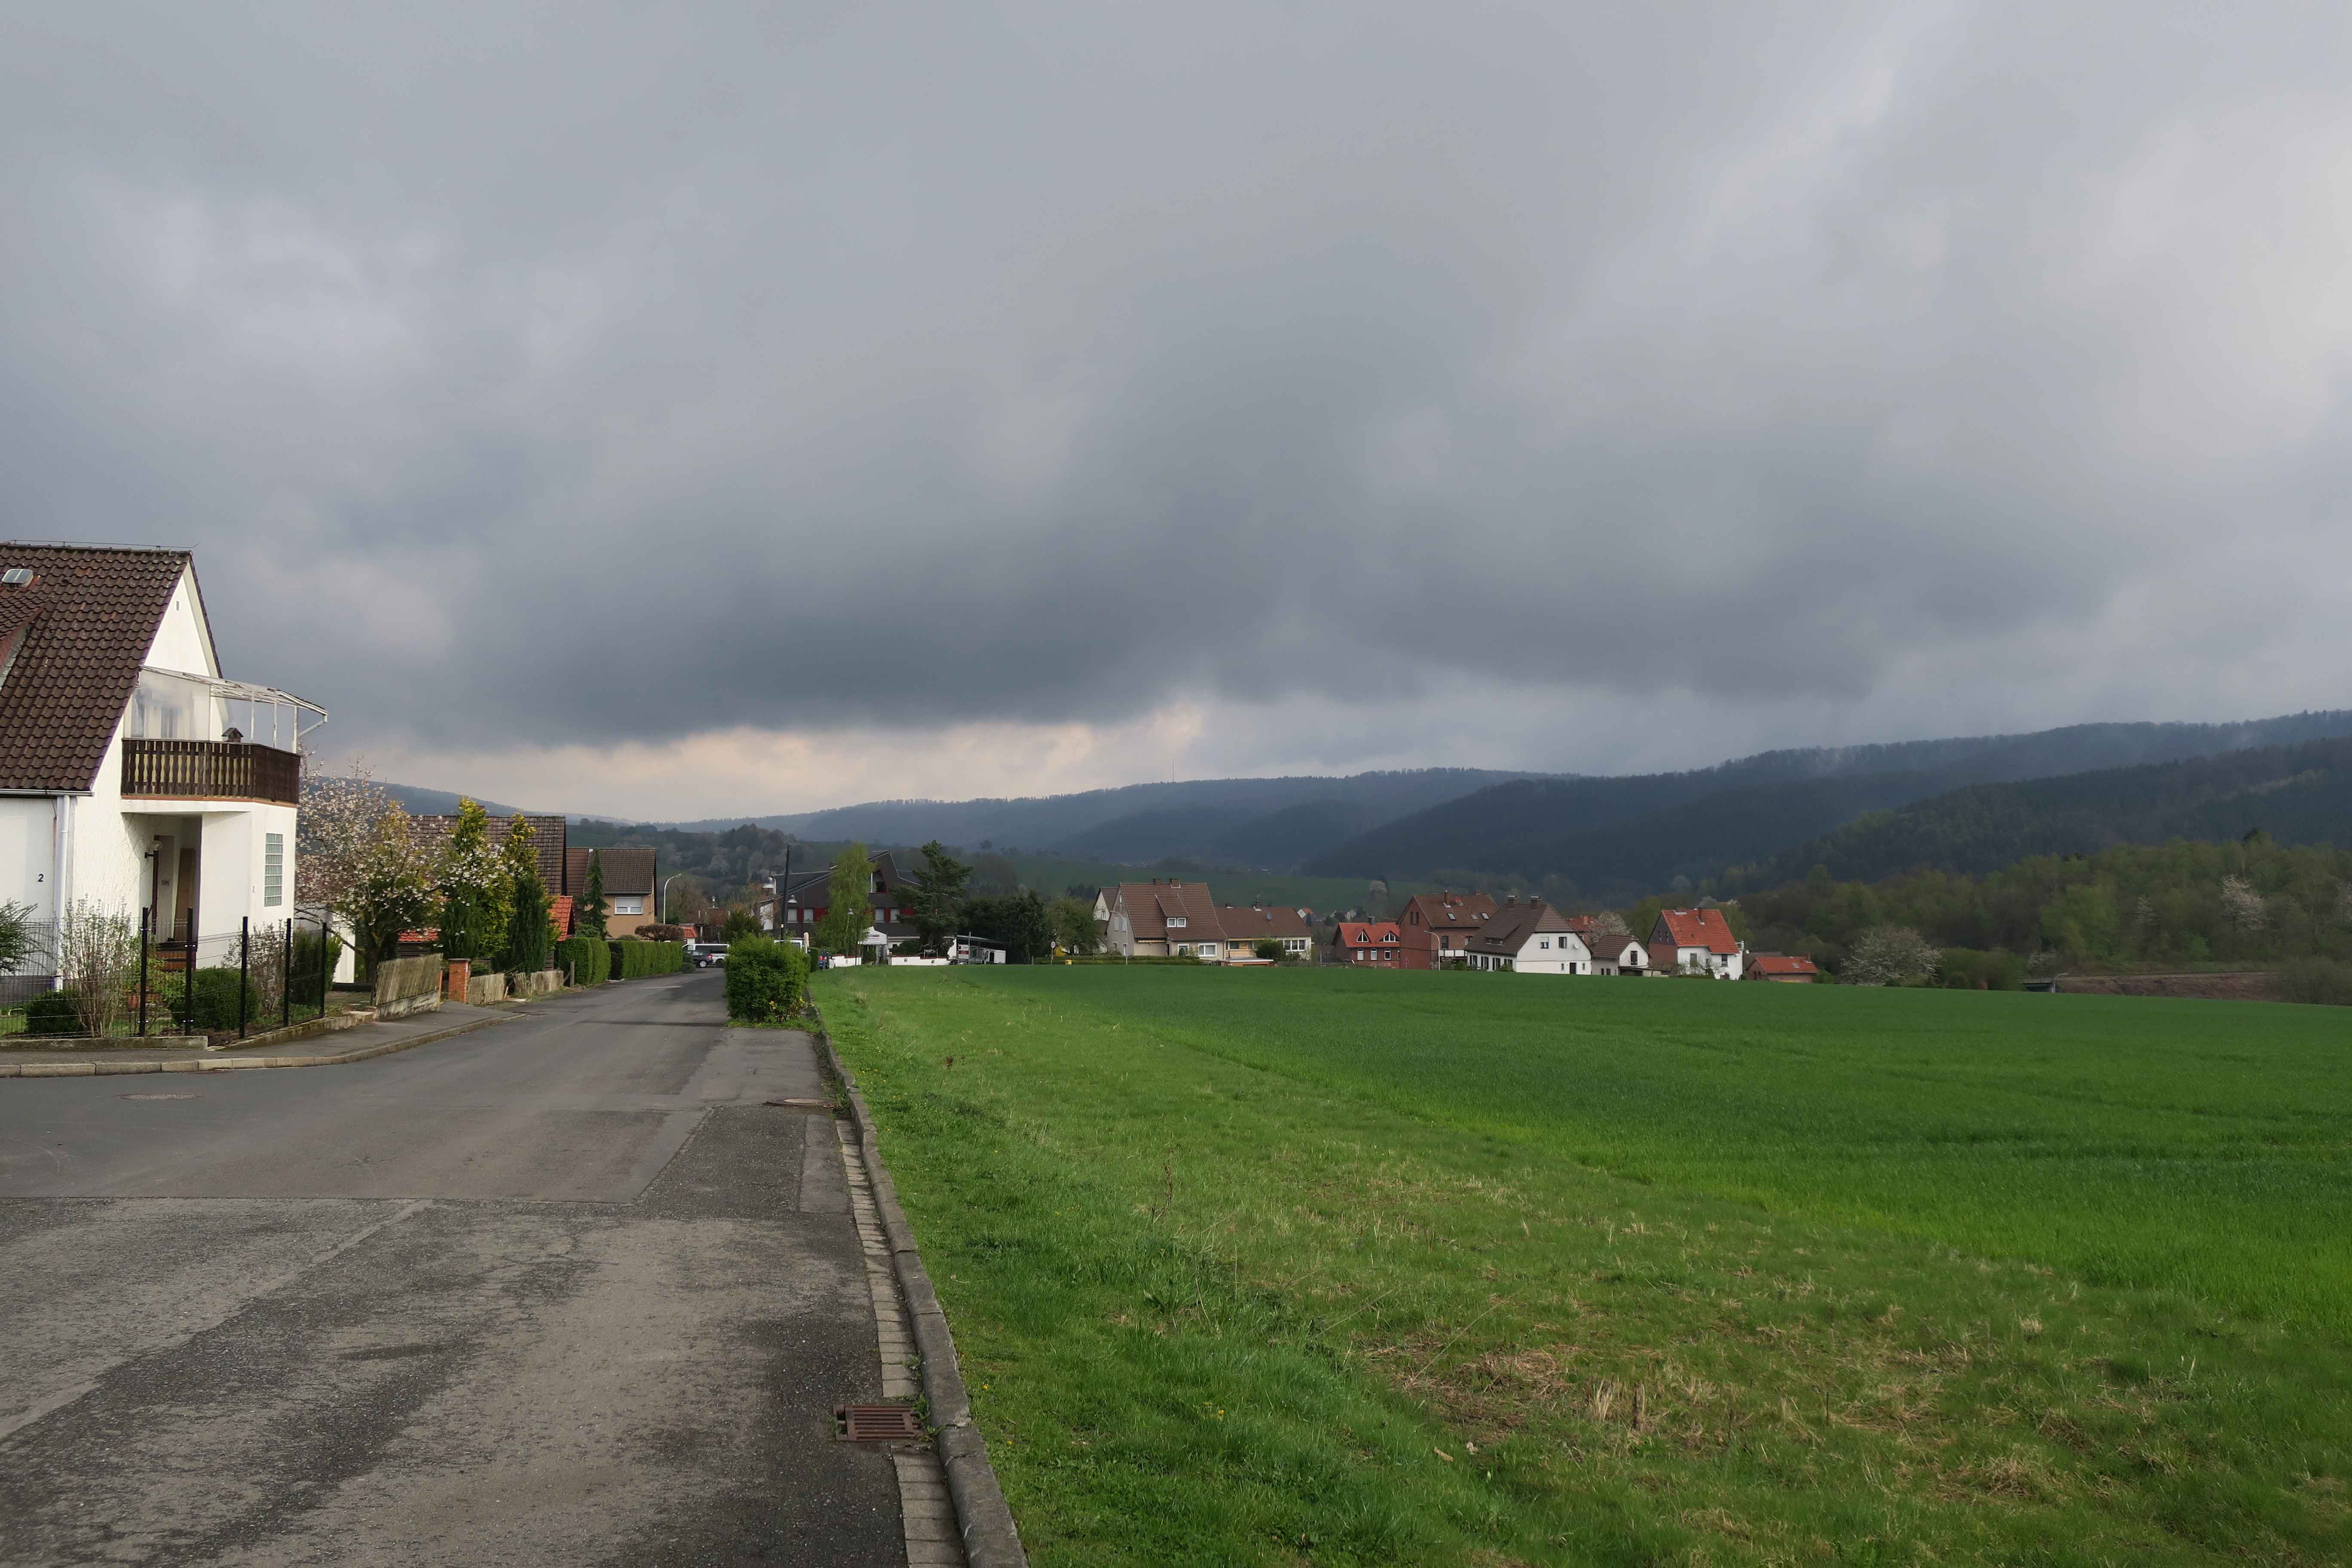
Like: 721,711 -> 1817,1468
637,923 -> 689,944
606,939 -> 685,979
725,935 -> 806,1022
555,935 -> 609,986
24,989 -> 81,1035
173,966 -> 263,1031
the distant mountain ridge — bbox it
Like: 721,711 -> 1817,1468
1303,710 -> 2352,900
661,768 -> 1558,865
1734,734 -> 2352,888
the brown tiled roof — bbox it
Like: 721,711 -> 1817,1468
1397,891 -> 1498,931
407,813 -> 569,893
1655,907 -> 1740,954
0,545 -> 194,791
1106,879 -> 1222,943
1585,931 -> 1647,965
1467,902 -> 1587,957
1214,904 -> 1315,943
591,846 -> 658,896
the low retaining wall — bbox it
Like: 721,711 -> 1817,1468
516,968 -> 563,997
373,953 -> 445,1020
466,971 -> 506,1005
2055,971 -> 2279,1001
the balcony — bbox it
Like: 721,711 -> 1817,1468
122,738 -> 301,805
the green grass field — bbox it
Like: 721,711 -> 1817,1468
816,967 -> 2352,1566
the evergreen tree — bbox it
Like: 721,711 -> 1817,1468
501,818 -> 553,974
579,851 -> 609,941
900,840 -> 971,954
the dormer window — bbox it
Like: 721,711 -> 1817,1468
1167,916 -> 1186,928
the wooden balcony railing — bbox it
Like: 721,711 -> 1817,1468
122,738 -> 301,805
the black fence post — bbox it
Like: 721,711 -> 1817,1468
319,908 -> 332,1014
138,908 -> 150,1038
238,916 -> 250,1038
282,916 -> 292,1027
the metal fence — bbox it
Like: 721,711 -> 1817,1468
1,907 -> 341,1040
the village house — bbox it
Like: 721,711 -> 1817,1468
1395,890 -> 1498,968
1328,920 -> 1403,967
0,545 -> 322,991
1581,930 -> 1651,975
1649,906 -> 1746,978
765,851 -> 923,947
1213,903 -> 1317,961
567,845 -> 662,938
1746,953 -> 1821,983
1095,879 -> 1225,959
1464,900 -> 1595,974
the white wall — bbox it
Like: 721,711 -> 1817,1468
145,567 -> 218,678
0,797 -> 58,921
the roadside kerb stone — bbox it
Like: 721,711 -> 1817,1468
816,1026 -> 1028,1568
0,1012 -> 510,1078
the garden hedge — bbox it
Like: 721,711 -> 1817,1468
607,940 -> 685,980
555,935 -> 610,986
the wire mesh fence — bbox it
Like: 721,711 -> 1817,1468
1,907 -> 343,1041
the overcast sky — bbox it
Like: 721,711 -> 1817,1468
4,3 -> 2349,818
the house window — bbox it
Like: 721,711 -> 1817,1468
613,895 -> 644,916
1167,916 -> 1186,928
264,833 -> 283,906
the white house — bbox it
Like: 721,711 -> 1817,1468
1580,931 -> 1651,976
0,545 -> 322,983
1649,906 -> 1746,978
1463,901 -> 1596,974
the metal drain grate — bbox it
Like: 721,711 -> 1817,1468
834,1404 -> 924,1444
764,1096 -> 832,1110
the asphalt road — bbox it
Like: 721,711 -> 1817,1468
0,971 -> 906,1567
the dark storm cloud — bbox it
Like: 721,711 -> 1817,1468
3,2 -> 2351,756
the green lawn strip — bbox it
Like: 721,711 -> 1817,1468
821,969 -> 2352,1566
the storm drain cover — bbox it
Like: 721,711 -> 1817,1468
119,1093 -> 198,1101
765,1096 -> 832,1110
834,1405 -> 924,1444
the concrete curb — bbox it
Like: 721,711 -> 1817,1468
0,1013 -> 511,1078
815,1027 -> 1028,1568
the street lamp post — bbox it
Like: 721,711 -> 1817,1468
660,872 -> 683,925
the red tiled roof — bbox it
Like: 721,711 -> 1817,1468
0,545 -> 196,791
1654,907 -> 1740,954
1334,922 -> 1402,947
1749,954 -> 1819,977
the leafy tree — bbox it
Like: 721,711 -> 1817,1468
1253,937 -> 1284,962
722,904 -> 764,941
1841,925 -> 1941,986
963,889 -> 1054,962
2040,882 -> 2121,962
1048,895 -> 1101,956
900,841 -> 973,954
347,804 -> 437,978
435,797 -> 511,965
815,842 -> 874,955
578,851 -> 609,942
501,817 -> 553,975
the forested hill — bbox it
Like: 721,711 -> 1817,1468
663,768 -> 1553,864
1731,734 -> 2352,890
1303,710 -> 2352,899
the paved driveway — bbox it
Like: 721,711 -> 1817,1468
0,971 -> 906,1567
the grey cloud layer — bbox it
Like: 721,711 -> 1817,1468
3,2 -> 2349,756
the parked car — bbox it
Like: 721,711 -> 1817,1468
687,942 -> 729,968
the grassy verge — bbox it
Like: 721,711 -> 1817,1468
819,967 -> 2352,1566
